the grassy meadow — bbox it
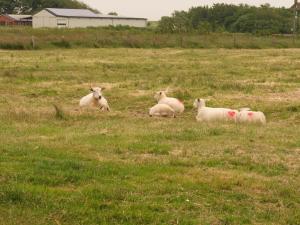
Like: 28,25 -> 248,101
0,48 -> 300,225
2,26 -> 300,50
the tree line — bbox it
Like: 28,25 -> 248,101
158,4 -> 294,34
0,0 -> 98,14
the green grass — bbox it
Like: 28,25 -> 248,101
0,48 -> 299,225
2,26 -> 300,49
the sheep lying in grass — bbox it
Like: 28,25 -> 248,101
149,103 -> 175,118
237,108 -> 266,125
79,87 -> 103,107
193,98 -> 238,122
154,91 -> 184,114
79,87 -> 110,111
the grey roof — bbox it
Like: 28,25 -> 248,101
45,8 -> 147,20
46,8 -> 98,18
8,14 -> 32,20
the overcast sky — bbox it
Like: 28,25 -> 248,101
81,0 -> 293,20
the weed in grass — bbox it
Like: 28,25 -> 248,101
53,104 -> 67,120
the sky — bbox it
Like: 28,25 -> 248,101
81,0 -> 293,20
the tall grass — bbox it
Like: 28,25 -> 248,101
1,26 -> 300,49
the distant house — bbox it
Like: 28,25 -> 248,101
0,14 -> 32,26
32,8 -> 147,28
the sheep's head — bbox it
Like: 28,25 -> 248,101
193,98 -> 205,108
154,91 -> 167,101
90,87 -> 103,100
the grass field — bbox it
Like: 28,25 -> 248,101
2,27 -> 300,50
0,48 -> 299,225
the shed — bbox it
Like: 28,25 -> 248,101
32,8 -> 147,28
291,2 -> 300,10
0,14 -> 32,26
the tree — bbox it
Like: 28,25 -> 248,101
0,0 -> 98,14
158,16 -> 175,33
157,3 -> 293,34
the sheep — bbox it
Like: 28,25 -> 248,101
98,95 -> 110,112
154,91 -> 184,113
79,87 -> 103,108
149,103 -> 175,118
237,108 -> 266,125
79,87 -> 110,112
193,98 -> 238,122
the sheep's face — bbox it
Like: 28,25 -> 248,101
90,87 -> 102,100
154,91 -> 166,101
193,98 -> 205,108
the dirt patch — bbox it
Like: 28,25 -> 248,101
218,88 -> 300,103
74,82 -> 126,91
129,90 -> 151,97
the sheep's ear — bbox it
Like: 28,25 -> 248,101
197,98 -> 200,102
165,87 -> 170,93
90,88 -> 94,92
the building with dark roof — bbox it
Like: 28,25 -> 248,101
0,14 -> 32,26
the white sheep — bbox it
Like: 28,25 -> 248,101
98,95 -> 110,111
79,87 -> 103,107
193,98 -> 238,122
237,108 -> 266,125
149,103 -> 175,118
79,87 -> 110,112
154,91 -> 184,113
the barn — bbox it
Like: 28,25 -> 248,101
32,8 -> 147,28
0,14 -> 32,26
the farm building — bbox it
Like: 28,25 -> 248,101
32,8 -> 147,28
291,2 -> 300,10
0,14 -> 32,26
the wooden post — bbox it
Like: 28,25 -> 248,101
31,36 -> 35,49
292,0 -> 298,45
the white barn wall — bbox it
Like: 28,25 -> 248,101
33,10 -> 58,28
32,9 -> 147,28
67,17 -> 113,28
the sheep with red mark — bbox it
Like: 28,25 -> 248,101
154,91 -> 184,114
237,108 -> 266,125
193,98 -> 238,122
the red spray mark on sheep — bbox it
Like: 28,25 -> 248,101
248,112 -> 254,117
228,111 -> 236,118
